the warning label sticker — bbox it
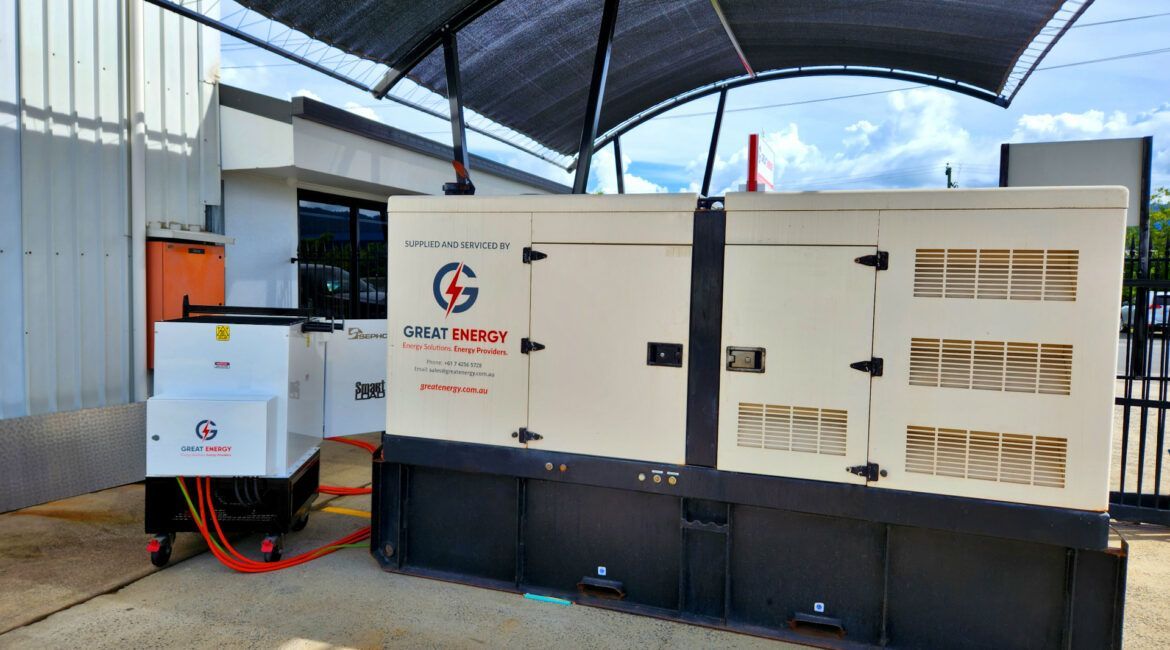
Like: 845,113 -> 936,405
215,325 -> 230,341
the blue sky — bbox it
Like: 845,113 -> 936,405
218,1 -> 1170,194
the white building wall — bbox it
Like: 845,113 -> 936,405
221,106 -> 293,170
224,172 -> 298,309
293,117 -> 562,196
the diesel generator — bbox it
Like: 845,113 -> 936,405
372,188 -> 1128,649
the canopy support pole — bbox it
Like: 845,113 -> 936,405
572,0 -> 621,194
701,89 -> 728,197
709,0 -> 754,77
442,29 -> 475,195
613,136 -> 625,194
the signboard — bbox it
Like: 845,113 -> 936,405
746,133 -> 775,192
324,319 -> 387,437
1001,136 -> 1150,227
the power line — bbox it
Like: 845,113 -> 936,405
1037,46 -> 1170,71
1067,11 -> 1170,29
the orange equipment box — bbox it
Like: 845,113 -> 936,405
147,240 -> 225,368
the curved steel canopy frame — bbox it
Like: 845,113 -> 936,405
150,0 -> 1089,187
578,66 -> 1008,172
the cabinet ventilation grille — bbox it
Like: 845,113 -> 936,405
909,338 -> 1073,395
913,248 -> 1078,301
737,403 -> 847,456
905,425 -> 1067,488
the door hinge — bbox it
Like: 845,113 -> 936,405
854,250 -> 888,270
523,247 -> 547,263
846,463 -> 885,481
850,357 -> 884,376
512,427 -> 542,444
521,338 -> 545,354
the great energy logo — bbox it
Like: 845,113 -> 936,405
433,262 -> 478,317
195,419 -> 218,441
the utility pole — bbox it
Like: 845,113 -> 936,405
945,162 -> 957,188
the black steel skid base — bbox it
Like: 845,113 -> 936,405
145,449 -> 320,535
372,435 -> 1126,649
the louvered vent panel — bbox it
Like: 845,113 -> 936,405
908,338 -> 1072,395
736,403 -> 847,456
912,248 -> 1079,301
904,425 -> 1067,488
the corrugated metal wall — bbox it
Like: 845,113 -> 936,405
141,0 -> 220,230
0,0 -> 26,419
18,0 -> 132,417
4,0 -> 219,420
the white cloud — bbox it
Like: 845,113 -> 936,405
1010,105 -> 1170,186
695,95 -> 1170,197
698,88 -> 991,195
291,88 -> 322,102
343,101 -> 382,123
218,64 -> 271,91
593,146 -> 668,194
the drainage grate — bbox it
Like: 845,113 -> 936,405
905,425 -> 1067,488
913,248 -> 1078,301
737,403 -> 847,456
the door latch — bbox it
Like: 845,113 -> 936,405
646,342 -> 683,367
523,247 -> 547,263
727,346 -> 765,372
846,463 -> 885,481
513,428 -> 542,444
850,357 -> 884,376
521,338 -> 546,354
854,250 -> 889,270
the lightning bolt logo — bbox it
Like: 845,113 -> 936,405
195,419 -> 217,441
443,263 -> 466,318
433,262 -> 479,315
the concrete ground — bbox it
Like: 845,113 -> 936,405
1115,522 -> 1170,649
2,431 -> 1167,648
0,435 -> 789,649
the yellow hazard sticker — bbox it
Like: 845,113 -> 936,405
215,325 -> 230,341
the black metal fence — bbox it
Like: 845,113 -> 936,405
1113,236 -> 1170,524
296,238 -> 387,320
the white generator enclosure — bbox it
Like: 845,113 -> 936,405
719,188 -> 1126,511
147,318 -> 326,477
324,319 -> 388,437
387,194 -> 696,464
377,189 -> 1129,650
387,188 -> 1125,512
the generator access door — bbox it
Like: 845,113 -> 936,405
385,204 -> 533,448
525,198 -> 695,464
716,208 -> 880,484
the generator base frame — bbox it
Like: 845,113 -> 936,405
371,436 -> 1125,649
146,449 -> 319,537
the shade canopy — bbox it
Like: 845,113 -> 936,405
234,0 -> 1091,157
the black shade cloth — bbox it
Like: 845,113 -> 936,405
236,0 -> 1086,156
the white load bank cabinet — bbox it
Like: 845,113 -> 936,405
387,193 -> 697,464
148,317 -> 326,477
719,187 -> 1127,510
